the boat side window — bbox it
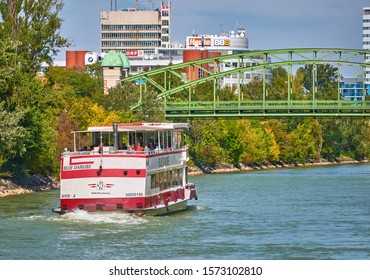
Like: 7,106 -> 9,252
179,169 -> 183,186
158,173 -> 164,191
151,174 -> 156,189
75,132 -> 91,152
174,131 -> 182,149
145,132 -> 157,151
163,172 -> 168,190
172,169 -> 178,186
92,132 -> 113,147
167,171 -> 172,189
185,167 -> 188,184
169,170 -> 173,188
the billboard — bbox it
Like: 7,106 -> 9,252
125,50 -> 144,57
187,37 -> 231,48
188,37 -> 212,47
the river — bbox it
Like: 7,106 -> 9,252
1,163 -> 370,260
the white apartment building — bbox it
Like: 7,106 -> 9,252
363,7 -> 370,84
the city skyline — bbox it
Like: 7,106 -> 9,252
58,0 -> 370,60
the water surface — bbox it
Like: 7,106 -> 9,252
1,164 -> 369,259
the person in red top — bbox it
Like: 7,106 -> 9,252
135,143 -> 143,154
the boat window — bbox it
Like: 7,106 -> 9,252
74,132 -> 92,151
163,172 -> 168,190
119,133 -> 128,150
172,169 -> 178,186
128,132 -> 143,146
144,132 -> 158,149
92,132 -> 113,147
169,170 -> 173,188
158,173 -> 164,191
179,169 -> 183,185
174,131 -> 183,149
151,174 -> 156,189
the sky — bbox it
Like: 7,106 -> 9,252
57,0 -> 370,60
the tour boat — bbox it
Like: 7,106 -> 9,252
52,122 -> 197,216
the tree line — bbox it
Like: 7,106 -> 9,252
0,0 -> 369,178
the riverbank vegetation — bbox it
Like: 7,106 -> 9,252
1,0 -> 369,180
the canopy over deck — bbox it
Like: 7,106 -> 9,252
86,122 -> 190,133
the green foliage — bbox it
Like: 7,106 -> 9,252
242,76 -> 263,100
45,66 -> 103,98
188,120 -> 228,167
269,66 -> 288,100
0,102 -> 26,175
301,64 -> 339,100
102,82 -> 139,111
135,90 -> 166,122
0,0 -> 69,71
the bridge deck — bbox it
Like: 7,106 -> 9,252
165,100 -> 370,118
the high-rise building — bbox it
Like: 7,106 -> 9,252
100,0 -> 171,57
363,7 -> 370,85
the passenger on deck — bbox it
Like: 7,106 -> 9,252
135,143 -> 143,154
127,145 -> 135,154
122,143 -> 128,150
143,145 -> 149,154
148,143 -> 155,155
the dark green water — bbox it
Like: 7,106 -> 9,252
1,164 -> 370,260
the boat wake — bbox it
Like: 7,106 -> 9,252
57,209 -> 148,225
16,209 -> 148,226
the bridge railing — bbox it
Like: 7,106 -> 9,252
166,100 -> 370,108
165,100 -> 370,117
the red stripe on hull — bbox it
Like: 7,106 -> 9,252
61,168 -> 146,179
59,189 -> 186,212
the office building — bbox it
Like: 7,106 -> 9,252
363,7 -> 370,87
100,1 -> 171,56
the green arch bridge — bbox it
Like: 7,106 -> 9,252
122,48 -> 370,118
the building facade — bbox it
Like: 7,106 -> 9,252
340,6 -> 370,100
100,1 -> 171,56
340,76 -> 370,101
128,28 -> 268,88
363,7 -> 370,86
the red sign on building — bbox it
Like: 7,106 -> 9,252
188,37 -> 212,47
125,50 -> 144,57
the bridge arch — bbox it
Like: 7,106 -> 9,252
122,48 -> 370,118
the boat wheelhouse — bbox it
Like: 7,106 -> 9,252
52,122 -> 197,216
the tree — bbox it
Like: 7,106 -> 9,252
270,66 -> 288,100
301,64 -> 339,100
0,0 -> 69,72
0,102 -> 26,175
243,76 -> 263,100
102,82 -> 139,112
292,68 -> 307,100
45,66 -> 103,98
0,37 -> 24,98
135,90 -> 166,122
